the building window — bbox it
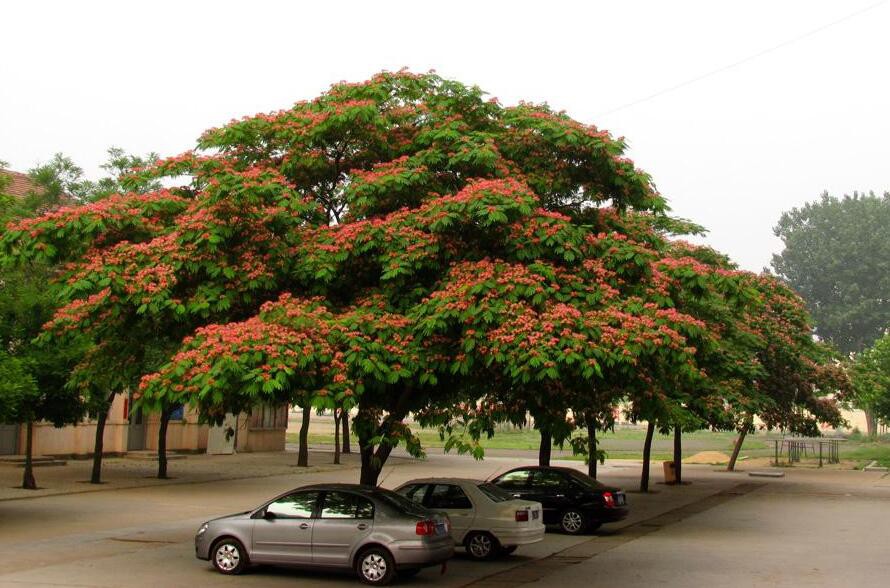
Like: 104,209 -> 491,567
249,404 -> 287,429
169,404 -> 185,421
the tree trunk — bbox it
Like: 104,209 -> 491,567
22,420 -> 36,490
727,417 -> 752,472
586,414 -> 597,479
333,409 -> 341,465
359,445 -> 381,486
297,404 -> 310,467
673,425 -> 682,485
353,386 -> 417,486
538,429 -> 552,466
157,407 -> 172,479
640,421 -> 655,492
90,393 -> 115,484
865,409 -> 877,438
341,412 -> 351,454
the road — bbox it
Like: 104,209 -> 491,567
2,452 -> 888,587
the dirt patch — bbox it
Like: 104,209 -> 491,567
683,451 -> 731,465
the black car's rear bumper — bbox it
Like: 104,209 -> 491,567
594,506 -> 629,523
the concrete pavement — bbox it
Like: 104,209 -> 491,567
2,450 -> 888,587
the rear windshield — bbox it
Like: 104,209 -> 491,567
566,470 -> 606,490
375,488 -> 432,517
477,483 -> 513,502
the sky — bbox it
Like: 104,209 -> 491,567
1,0 -> 888,271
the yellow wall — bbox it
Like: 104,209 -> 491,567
17,397 -> 286,456
23,394 -> 129,456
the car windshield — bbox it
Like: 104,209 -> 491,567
477,483 -> 513,502
375,488 -> 432,517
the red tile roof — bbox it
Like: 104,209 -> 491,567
1,169 -> 40,199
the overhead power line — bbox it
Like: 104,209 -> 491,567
598,0 -> 887,116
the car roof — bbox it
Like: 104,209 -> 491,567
396,477 -> 485,486
500,466 -> 582,475
294,483 -> 381,495
492,465 -> 595,480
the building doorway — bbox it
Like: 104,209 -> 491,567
127,395 -> 145,451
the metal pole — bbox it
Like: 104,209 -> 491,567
819,442 -> 823,467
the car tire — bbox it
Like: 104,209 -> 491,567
465,531 -> 500,561
211,537 -> 248,575
356,546 -> 396,585
500,545 -> 518,556
559,509 -> 588,535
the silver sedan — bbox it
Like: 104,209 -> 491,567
195,483 -> 454,585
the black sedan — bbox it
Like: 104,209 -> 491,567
489,466 -> 628,534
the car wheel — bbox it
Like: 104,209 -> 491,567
356,547 -> 396,585
211,537 -> 248,575
500,545 -> 518,556
465,531 -> 500,561
559,509 -> 588,535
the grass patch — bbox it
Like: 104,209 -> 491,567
844,442 -> 890,468
290,421 -> 890,466
290,424 -> 771,460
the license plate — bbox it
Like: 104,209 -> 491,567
436,523 -> 448,535
532,510 -> 539,520
616,494 -> 626,506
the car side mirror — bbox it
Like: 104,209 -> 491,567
263,510 -> 277,520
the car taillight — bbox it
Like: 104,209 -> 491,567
416,520 -> 436,536
603,491 -> 615,508
515,510 -> 529,522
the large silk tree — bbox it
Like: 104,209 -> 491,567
1,72 -> 843,486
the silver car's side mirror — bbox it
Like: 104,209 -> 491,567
263,510 -> 277,520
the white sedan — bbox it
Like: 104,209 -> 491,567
394,477 -> 545,561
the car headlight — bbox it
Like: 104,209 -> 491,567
196,523 -> 209,536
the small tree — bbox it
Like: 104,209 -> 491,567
0,271 -> 86,489
0,353 -> 38,488
1,167 -> 86,489
851,334 -> 890,431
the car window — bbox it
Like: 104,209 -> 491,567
396,484 -> 429,505
494,470 -> 531,489
532,470 -> 571,490
266,491 -> 319,518
427,484 -> 472,509
375,488 -> 432,517
321,491 -> 375,519
477,483 -> 513,502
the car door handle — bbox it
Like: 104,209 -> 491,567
299,523 -> 310,530
357,523 -> 369,530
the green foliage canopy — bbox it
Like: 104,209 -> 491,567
772,191 -> 890,355
1,72 -> 845,482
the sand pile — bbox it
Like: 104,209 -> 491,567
683,451 -> 732,465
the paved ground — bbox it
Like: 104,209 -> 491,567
2,450 -> 889,587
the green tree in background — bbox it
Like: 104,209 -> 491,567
851,334 -> 890,430
2,147 -> 165,483
1,166 -> 86,489
772,191 -> 890,435
22,148 -> 160,206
